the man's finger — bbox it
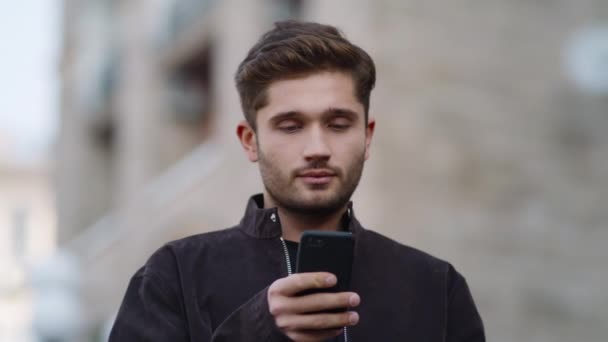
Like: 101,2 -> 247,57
275,311 -> 359,331
269,272 -> 336,297
286,292 -> 360,314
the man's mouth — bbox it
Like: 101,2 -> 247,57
297,170 -> 336,185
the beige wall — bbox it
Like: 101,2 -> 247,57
0,162 -> 56,342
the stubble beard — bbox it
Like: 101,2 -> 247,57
258,148 -> 366,218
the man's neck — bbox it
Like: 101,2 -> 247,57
263,193 -> 347,242
278,207 -> 346,242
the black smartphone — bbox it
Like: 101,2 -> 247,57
296,231 -> 354,295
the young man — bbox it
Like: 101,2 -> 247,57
110,21 -> 485,341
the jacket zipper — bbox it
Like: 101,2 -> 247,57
280,237 -> 349,342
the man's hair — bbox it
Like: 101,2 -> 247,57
235,20 -> 376,130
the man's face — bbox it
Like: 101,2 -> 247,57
245,71 -> 375,216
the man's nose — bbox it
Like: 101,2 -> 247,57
303,126 -> 331,162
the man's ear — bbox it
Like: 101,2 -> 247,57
236,120 -> 258,162
364,117 -> 376,161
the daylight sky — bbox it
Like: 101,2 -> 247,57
0,1 -> 59,164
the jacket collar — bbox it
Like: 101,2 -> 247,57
239,194 -> 364,239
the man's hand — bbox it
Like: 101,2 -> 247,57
267,272 -> 360,342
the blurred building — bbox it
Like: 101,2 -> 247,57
57,0 -> 608,341
0,151 -> 56,341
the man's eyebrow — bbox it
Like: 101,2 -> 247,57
324,107 -> 359,119
269,108 -> 360,124
269,111 -> 300,124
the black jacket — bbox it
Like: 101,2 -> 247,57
110,194 -> 485,341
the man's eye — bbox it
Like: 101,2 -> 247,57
278,123 -> 301,133
328,120 -> 351,131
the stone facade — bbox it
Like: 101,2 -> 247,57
58,0 -> 608,340
0,159 -> 55,341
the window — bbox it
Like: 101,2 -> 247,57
11,207 -> 28,260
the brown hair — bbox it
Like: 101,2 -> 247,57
235,20 -> 376,129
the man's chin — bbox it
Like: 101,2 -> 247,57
284,194 -> 347,215
298,189 -> 337,203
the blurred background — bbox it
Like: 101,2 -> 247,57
1,0 -> 607,341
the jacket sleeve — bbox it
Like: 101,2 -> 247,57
109,268 -> 194,341
109,266 -> 288,341
445,267 -> 486,342
211,286 -> 289,342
